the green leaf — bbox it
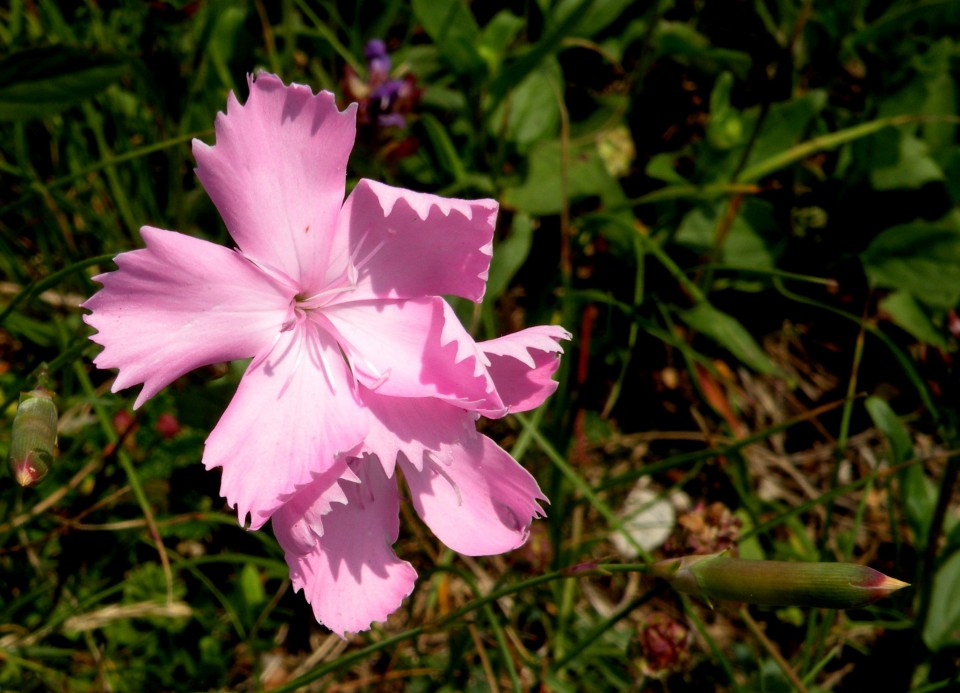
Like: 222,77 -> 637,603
900,462 -> 938,549
419,113 -> 467,183
0,46 -> 126,121
864,396 -> 913,464
707,72 -> 744,150
411,0 -> 485,75
654,21 -> 752,77
487,213 -> 535,301
923,550 -> 960,651
206,5 -> 248,92
870,132 -> 944,190
675,199 -> 777,270
239,564 -> 265,612
487,0 -> 590,105
879,291 -> 949,348
488,57 -> 562,153
501,139 -> 618,216
861,223 -> 960,309
736,114 -> 914,183
915,38 -> 957,159
646,153 -> 688,185
552,0 -> 636,38
679,302 -> 778,375
865,396 -> 936,548
737,91 -> 827,178
478,10 -> 525,73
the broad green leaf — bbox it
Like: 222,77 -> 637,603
487,213 -> 535,301
707,72 -> 744,150
923,550 -> 960,651
675,199 -> 778,269
478,10 -> 526,74
602,17 -> 653,61
861,223 -> 960,309
654,21 -> 751,77
411,0 -> 485,75
679,302 -> 778,375
870,133 -> 944,190
737,114 -> 914,183
915,38 -> 956,159
646,153 -> 688,185
879,291 -> 949,349
552,0 -> 635,38
501,139 -> 617,216
706,90 -> 825,183
488,0 -> 590,105
864,396 -> 913,464
945,148 -> 960,205
489,57 -> 562,153
739,91 -> 827,176
0,46 -> 126,121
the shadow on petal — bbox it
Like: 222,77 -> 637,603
273,455 -> 417,637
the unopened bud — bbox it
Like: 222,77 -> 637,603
652,553 -> 909,609
7,389 -> 58,487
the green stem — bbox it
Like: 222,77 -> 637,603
81,103 -> 140,238
0,253 -> 115,326
515,412 -> 653,562
270,563 -> 648,693
818,304 -> 867,554
72,362 -> 175,604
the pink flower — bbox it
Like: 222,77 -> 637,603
83,73 -> 568,636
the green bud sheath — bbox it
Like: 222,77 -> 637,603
652,553 -> 909,610
7,389 -> 58,487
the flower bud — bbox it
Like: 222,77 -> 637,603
7,389 -> 58,487
652,552 -> 909,609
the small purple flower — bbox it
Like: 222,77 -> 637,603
344,38 -> 421,130
364,39 -> 391,82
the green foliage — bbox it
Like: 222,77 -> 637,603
3,0 -> 960,690
924,549 -> 960,652
861,221 -> 960,309
0,46 -> 127,121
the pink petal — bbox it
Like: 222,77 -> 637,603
203,319 -> 367,529
268,458 -> 354,554
335,179 -> 496,303
480,325 -> 571,412
324,297 -> 504,412
359,388 -> 478,477
273,457 -> 417,637
400,434 -> 547,556
82,226 -> 293,409
193,73 -> 357,294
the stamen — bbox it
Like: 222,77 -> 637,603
296,283 -> 358,310
249,329 -> 285,372
316,339 -> 336,394
305,320 -> 336,394
425,453 -> 462,507
347,225 -> 389,287
353,237 -> 387,274
276,324 -> 304,399
236,248 -> 300,294
334,336 -> 388,391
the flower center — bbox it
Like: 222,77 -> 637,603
292,226 -> 387,314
